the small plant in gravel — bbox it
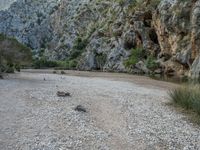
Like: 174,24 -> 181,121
169,84 -> 200,115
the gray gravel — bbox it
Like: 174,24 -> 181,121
0,72 -> 200,150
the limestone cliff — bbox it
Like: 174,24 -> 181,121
1,0 -> 200,78
0,0 -> 16,10
154,0 -> 200,78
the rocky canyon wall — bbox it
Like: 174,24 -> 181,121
0,0 -> 16,10
1,0 -> 200,78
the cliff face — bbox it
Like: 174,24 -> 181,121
0,0 -> 60,50
154,0 -> 200,78
1,0 -> 200,78
0,0 -> 16,10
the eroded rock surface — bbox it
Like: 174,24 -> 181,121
0,0 -> 16,10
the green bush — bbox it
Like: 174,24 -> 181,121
5,67 -> 14,73
96,53 -> 107,70
33,58 -> 58,69
73,37 -> 88,51
70,37 -> 88,60
124,48 -> 144,68
56,60 -> 78,69
68,60 -> 78,68
145,55 -> 158,70
70,49 -> 83,59
127,0 -> 161,12
169,84 -> 200,114
15,64 -> 21,72
33,58 -> 78,70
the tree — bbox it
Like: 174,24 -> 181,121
0,34 -> 32,74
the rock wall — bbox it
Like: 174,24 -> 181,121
153,0 -> 200,78
0,0 -> 16,10
1,0 -> 200,78
0,0 -> 60,51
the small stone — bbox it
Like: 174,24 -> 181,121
57,91 -> 71,97
74,105 -> 87,112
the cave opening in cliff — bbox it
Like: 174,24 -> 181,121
149,28 -> 159,45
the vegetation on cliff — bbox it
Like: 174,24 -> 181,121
124,48 -> 145,68
0,34 -> 32,74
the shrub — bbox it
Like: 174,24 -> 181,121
96,53 -> 107,70
124,48 -> 144,68
15,64 -> 21,72
56,59 -> 77,69
33,58 -> 78,70
127,0 -> 161,12
145,55 -> 158,70
68,59 -> 78,68
169,84 -> 200,114
55,61 -> 69,69
149,0 -> 161,8
73,37 -> 88,51
33,58 -> 58,69
5,67 -> 14,73
70,49 -> 83,60
70,37 -> 88,60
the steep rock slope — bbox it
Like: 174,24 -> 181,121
153,0 -> 200,78
0,0 -> 60,51
45,0 -> 161,73
1,0 -> 200,78
0,0 -> 16,10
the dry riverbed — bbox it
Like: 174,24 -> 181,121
0,70 -> 200,150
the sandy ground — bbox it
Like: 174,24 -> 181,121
0,70 -> 199,150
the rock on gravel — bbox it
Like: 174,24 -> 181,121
74,105 -> 87,112
57,91 -> 71,97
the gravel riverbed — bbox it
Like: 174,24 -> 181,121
0,71 -> 200,150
